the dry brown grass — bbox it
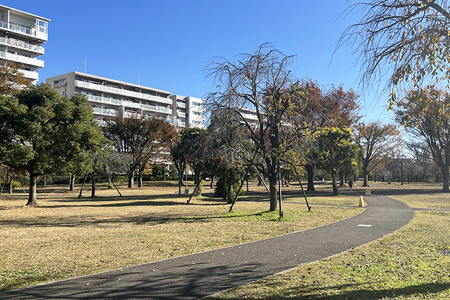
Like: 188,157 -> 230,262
0,180 -> 360,290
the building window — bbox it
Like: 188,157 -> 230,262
37,20 -> 48,34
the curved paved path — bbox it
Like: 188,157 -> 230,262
1,194 -> 414,299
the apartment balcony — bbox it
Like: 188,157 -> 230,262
0,37 -> 45,54
177,102 -> 186,108
0,50 -> 44,68
122,100 -> 142,109
177,111 -> 186,118
92,107 -> 118,117
241,112 -> 259,121
53,80 -> 66,87
141,103 -> 172,115
124,111 -> 141,118
0,21 -> 48,42
75,80 -> 172,105
19,69 -> 39,81
87,95 -> 122,106
87,95 -> 173,115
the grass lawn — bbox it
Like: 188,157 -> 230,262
206,181 -> 450,299
0,180 -> 361,291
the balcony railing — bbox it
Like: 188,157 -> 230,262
0,21 -> 48,41
0,37 -> 45,54
177,102 -> 186,108
141,104 -> 172,114
87,95 -> 173,114
53,81 -> 66,87
177,112 -> 186,118
122,100 -> 141,109
9,23 -> 31,35
75,80 -> 172,105
92,107 -> 118,116
0,50 -> 44,68
18,69 -> 39,81
87,95 -> 122,106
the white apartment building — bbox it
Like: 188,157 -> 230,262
46,72 -> 206,129
0,5 -> 49,84
170,94 -> 206,129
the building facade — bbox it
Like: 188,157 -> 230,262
46,72 -> 206,129
170,94 -> 206,129
0,5 -> 49,84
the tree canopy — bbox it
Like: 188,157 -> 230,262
339,0 -> 450,107
0,84 -> 104,206
311,127 -> 358,195
300,79 -> 361,191
0,62 -> 30,96
395,86 -> 450,191
104,113 -> 177,188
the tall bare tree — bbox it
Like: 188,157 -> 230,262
206,43 -> 310,211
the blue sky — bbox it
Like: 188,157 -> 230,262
4,0 -> 395,123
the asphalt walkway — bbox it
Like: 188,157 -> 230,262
1,194 -> 415,299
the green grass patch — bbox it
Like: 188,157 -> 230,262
206,209 -> 450,299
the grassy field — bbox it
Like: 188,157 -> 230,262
0,180 -> 361,291
206,181 -> 450,299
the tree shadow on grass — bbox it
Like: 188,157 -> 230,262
212,281 -> 450,299
0,208 -> 270,228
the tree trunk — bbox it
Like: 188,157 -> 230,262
268,174 -> 278,211
331,171 -> 339,196
178,167 -> 184,195
138,169 -> 143,188
7,174 -> 12,194
227,172 -> 233,204
26,173 -> 38,206
339,169 -> 344,186
362,164 -> 369,187
128,171 -> 134,188
91,173 -> 96,197
194,171 -> 200,185
69,174 -> 75,191
306,164 -> 315,191
7,182 -> 12,194
442,164 -> 449,192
